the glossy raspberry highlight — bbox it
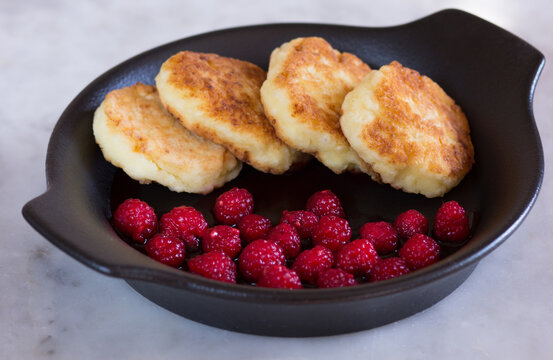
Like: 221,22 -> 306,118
238,239 -> 285,281
433,201 -> 470,243
145,234 -> 186,268
399,234 -> 441,270
257,265 -> 302,289
112,198 -> 157,243
317,268 -> 358,288
160,206 -> 208,251
312,215 -> 351,251
213,187 -> 254,225
237,214 -> 272,243
359,221 -> 398,255
202,225 -> 241,258
291,245 -> 334,284
187,251 -> 237,283
305,190 -> 345,218
280,210 -> 319,238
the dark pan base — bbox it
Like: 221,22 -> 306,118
127,263 -> 477,337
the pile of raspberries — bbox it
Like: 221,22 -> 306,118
112,188 -> 470,289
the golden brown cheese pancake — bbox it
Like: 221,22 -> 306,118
93,83 -> 242,194
260,37 -> 376,176
155,51 -> 306,174
340,61 -> 474,198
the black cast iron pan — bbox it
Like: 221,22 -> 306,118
22,9 -> 544,336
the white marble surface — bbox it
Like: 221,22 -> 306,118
2,0 -> 553,358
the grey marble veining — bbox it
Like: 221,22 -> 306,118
2,0 -> 553,359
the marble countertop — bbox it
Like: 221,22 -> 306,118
3,0 -> 552,358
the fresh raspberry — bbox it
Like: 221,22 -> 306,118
160,206 -> 207,251
370,257 -> 410,282
237,214 -> 272,243
213,187 -> 254,225
317,268 -> 358,288
359,221 -> 398,255
201,225 -> 241,258
144,234 -> 186,268
305,190 -> 346,218
312,215 -> 351,251
335,239 -> 379,277
291,246 -> 334,284
238,239 -> 285,281
433,201 -> 470,243
394,209 -> 429,240
399,234 -> 441,270
267,223 -> 301,259
187,251 -> 237,283
112,198 -> 157,243
257,265 -> 303,289
280,210 -> 319,238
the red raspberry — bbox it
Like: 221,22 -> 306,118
305,190 -> 345,218
433,201 -> 470,243
359,221 -> 398,255
291,246 -> 334,284
267,223 -> 301,259
237,214 -> 272,243
335,239 -> 379,277
312,215 -> 351,251
280,210 -> 319,238
394,209 -> 429,240
202,225 -> 241,258
213,188 -> 254,225
238,239 -> 285,281
160,206 -> 207,251
144,234 -> 186,268
187,251 -> 237,283
112,198 -> 157,243
370,257 -> 410,282
399,234 -> 441,270
257,265 -> 302,289
317,268 -> 358,288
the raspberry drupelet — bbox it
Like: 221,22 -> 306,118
370,257 -> 410,282
317,268 -> 358,288
433,201 -> 470,243
267,223 -> 301,259
144,234 -> 186,268
213,187 -> 254,225
112,198 -> 158,243
312,215 -> 351,251
280,210 -> 319,238
238,239 -> 285,281
257,265 -> 303,289
159,206 -> 208,251
202,225 -> 241,258
305,189 -> 346,218
187,251 -> 237,283
394,209 -> 429,240
237,214 -> 272,243
335,239 -> 379,277
399,234 -> 441,270
291,245 -> 334,284
359,221 -> 398,255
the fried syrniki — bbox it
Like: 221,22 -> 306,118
340,61 -> 474,198
93,83 -> 242,194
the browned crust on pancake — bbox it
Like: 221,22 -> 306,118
274,37 -> 371,136
163,51 -> 286,150
361,61 -> 474,178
